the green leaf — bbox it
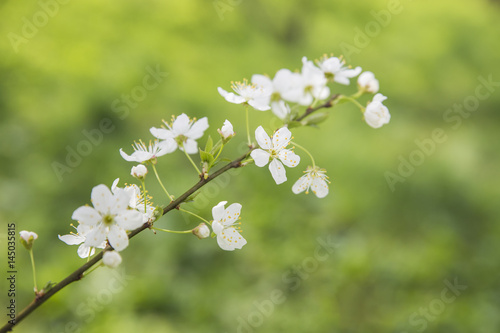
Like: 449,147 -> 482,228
205,135 -> 213,153
184,191 -> 201,203
287,121 -> 303,129
200,150 -> 215,166
305,112 -> 329,126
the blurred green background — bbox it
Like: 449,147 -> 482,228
1,0 -> 500,332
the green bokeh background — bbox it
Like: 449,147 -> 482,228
1,0 -> 500,332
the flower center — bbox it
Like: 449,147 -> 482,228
103,214 -> 115,226
175,134 -> 188,146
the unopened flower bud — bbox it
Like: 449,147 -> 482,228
19,231 -> 38,250
102,251 -> 122,268
218,120 -> 235,141
192,223 -> 210,239
131,164 -> 148,180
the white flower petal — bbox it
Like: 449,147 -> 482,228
251,74 -> 273,91
108,225 -> 129,251
77,244 -> 95,258
373,93 -> 387,103
271,101 -> 290,120
278,149 -> 300,168
222,203 -> 242,226
218,87 -> 246,104
115,209 -> 144,230
172,113 -> 191,135
111,178 -> 120,193
269,159 -> 287,184
72,206 -> 101,226
109,189 -> 132,215
212,220 -> 223,235
217,227 -> 246,251
85,225 -> 108,248
250,149 -> 270,167
254,126 -> 272,149
272,127 -> 292,151
311,177 -> 329,198
156,139 -> 177,156
58,234 -> 84,245
182,139 -> 198,154
212,201 -> 228,222
187,117 -> 209,140
292,174 -> 312,194
150,127 -> 174,140
248,99 -> 271,111
91,184 -> 113,215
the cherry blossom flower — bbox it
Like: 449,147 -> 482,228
364,93 -> 391,128
251,70 -> 303,105
112,179 -> 156,223
292,166 -> 330,198
58,224 -> 106,258
217,79 -> 271,111
150,113 -> 209,154
358,71 -> 379,93
19,231 -> 38,250
102,251 -> 122,268
295,57 -> 331,106
120,139 -> 175,163
72,184 -> 143,252
211,201 -> 246,251
250,126 -> 300,184
317,56 -> 362,85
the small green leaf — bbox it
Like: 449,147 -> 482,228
185,191 -> 201,203
305,112 -> 329,125
287,121 -> 303,129
205,135 -> 213,153
200,150 -> 215,168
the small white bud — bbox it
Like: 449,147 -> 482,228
192,223 -> 211,239
218,120 -> 235,140
358,71 -> 379,94
102,251 -> 122,268
131,164 -> 148,180
19,231 -> 38,250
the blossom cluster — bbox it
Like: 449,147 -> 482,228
53,53 -> 390,268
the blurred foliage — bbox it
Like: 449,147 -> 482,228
1,0 -> 500,332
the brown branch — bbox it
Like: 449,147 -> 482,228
1,149 -> 252,333
294,94 -> 341,122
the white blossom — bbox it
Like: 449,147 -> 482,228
295,57 -> 330,106
120,139 -> 175,163
192,223 -> 211,239
218,79 -> 271,111
72,184 -> 143,252
19,231 -> 38,250
317,56 -> 362,85
102,251 -> 122,268
58,224 -> 106,258
358,71 -> 379,93
150,113 -> 209,154
251,70 -> 304,105
292,166 -> 330,198
211,201 -> 246,251
364,93 -> 391,128
218,119 -> 235,139
250,126 -> 300,184
131,164 -> 148,180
